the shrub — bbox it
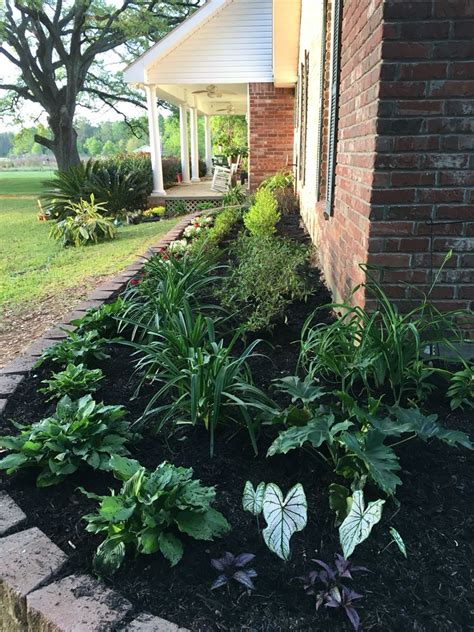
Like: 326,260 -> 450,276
40,363 -> 104,400
81,455 -> 230,574
35,330 -> 110,368
259,171 -> 295,191
219,234 -> 310,331
208,207 -> 242,243
0,395 -> 131,487
49,194 -> 117,247
243,188 -> 280,237
42,156 -> 151,219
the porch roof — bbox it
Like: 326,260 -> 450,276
123,0 -> 302,113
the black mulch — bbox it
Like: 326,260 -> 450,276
1,218 -> 473,631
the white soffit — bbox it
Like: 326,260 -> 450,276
273,0 -> 302,87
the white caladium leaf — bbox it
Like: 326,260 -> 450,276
262,483 -> 307,560
389,527 -> 407,558
242,481 -> 266,516
339,490 -> 384,559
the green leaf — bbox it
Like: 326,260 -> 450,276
262,483 -> 307,561
0,453 -> 28,471
339,490 -> 384,559
87,451 -> 100,469
99,496 -> 136,522
242,481 -> 265,516
176,508 -> 230,541
328,483 -> 351,526
275,376 -> 326,405
389,527 -> 407,558
109,454 -> 142,481
342,430 -> 402,495
158,532 -> 184,566
267,414 -> 335,456
392,407 -> 472,449
138,527 -> 160,554
93,537 -> 126,575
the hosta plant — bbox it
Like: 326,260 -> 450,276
211,552 -> 257,591
71,299 -> 127,337
301,554 -> 368,631
35,330 -> 110,368
81,456 -> 230,574
49,194 -> 117,247
40,363 -> 104,400
0,395 -> 130,487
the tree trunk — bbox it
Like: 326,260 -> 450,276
35,104 -> 81,171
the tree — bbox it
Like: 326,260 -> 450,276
0,1 -> 201,170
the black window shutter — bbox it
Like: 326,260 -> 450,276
326,0 -> 342,216
315,0 -> 327,201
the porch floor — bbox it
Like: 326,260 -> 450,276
164,178 -> 223,199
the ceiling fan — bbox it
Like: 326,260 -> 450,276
216,104 -> 236,114
192,84 -> 236,98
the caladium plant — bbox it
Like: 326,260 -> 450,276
301,554 -> 367,631
211,552 -> 257,591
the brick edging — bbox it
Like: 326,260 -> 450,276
0,213 -> 207,630
0,211 -> 202,416
0,494 -> 190,630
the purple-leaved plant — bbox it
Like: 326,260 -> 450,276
301,553 -> 367,630
211,552 -> 257,591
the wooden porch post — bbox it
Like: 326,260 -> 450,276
179,104 -> 191,184
204,115 -> 213,176
190,107 -> 200,182
145,85 -> 166,196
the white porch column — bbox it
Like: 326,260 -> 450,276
190,106 -> 200,182
145,85 -> 166,196
179,104 -> 191,184
204,115 -> 212,176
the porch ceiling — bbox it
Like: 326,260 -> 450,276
154,83 -> 248,116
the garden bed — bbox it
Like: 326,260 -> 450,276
1,202 -> 473,632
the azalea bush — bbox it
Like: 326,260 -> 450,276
81,455 -> 230,574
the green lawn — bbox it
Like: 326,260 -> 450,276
0,171 -> 177,311
0,170 -> 55,196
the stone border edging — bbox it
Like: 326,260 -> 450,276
0,212 -> 203,631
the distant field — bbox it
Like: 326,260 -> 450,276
0,170 -> 55,196
0,170 -> 177,365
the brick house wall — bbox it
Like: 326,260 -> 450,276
300,0 -> 384,306
367,0 -> 474,314
247,83 -> 295,190
298,0 -> 473,317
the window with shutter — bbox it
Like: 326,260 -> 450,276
315,0 -> 328,201
326,0 -> 342,216
298,51 -> 309,186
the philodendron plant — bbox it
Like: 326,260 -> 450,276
242,481 -> 307,560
